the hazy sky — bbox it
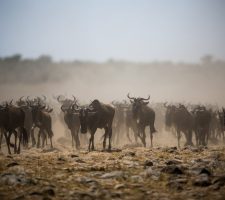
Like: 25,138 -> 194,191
0,0 -> 224,62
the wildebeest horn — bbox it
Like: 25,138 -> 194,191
61,105 -> 67,112
140,95 -> 150,101
127,93 -> 135,100
9,99 -> 13,105
72,95 -> 77,103
111,100 -> 117,106
19,96 -> 24,101
57,95 -> 64,103
27,96 -> 31,101
72,103 -> 80,112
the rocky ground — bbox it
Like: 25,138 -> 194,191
0,142 -> 225,200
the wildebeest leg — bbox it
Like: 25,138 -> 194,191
132,125 -> 138,143
0,130 -> 3,150
126,126 -> 132,143
195,130 -> 199,146
48,129 -> 53,148
17,131 -> 22,154
177,129 -> 181,148
41,130 -> 46,148
37,129 -> 41,148
103,127 -> 108,150
140,127 -> 146,147
4,132 -> 11,154
88,127 -> 97,151
188,130 -> 193,146
75,130 -> 80,150
108,127 -> 112,151
31,127 -> 36,147
14,130 -> 18,154
70,129 -> 74,148
150,127 -> 153,148
89,131 -> 95,151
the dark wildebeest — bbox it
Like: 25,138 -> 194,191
208,109 -> 223,143
111,101 -> 128,144
218,108 -> 225,142
0,102 -> 28,154
192,106 -> 211,146
124,104 -> 139,143
29,101 -> 54,148
56,95 -> 77,137
61,100 -> 81,149
164,103 -> 194,148
16,96 -> 33,145
127,94 -> 156,147
79,99 -> 115,151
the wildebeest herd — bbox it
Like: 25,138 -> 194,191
0,94 -> 225,154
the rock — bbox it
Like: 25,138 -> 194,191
211,175 -> 225,189
100,171 -> 124,179
114,183 -> 125,189
76,176 -> 99,184
166,159 -> 182,165
144,160 -> 153,168
161,165 -> 184,174
74,158 -> 86,163
192,174 -> 211,187
70,154 -> 79,158
41,147 -> 60,153
57,156 -> 66,162
167,180 -> 183,190
42,187 -> 55,196
0,173 -> 36,186
144,167 -> 161,180
131,175 -> 144,183
190,167 -> 212,176
163,147 -> 177,153
7,162 -> 19,168
122,160 -> 139,168
124,151 -> 136,157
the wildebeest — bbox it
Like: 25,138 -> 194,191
127,94 -> 156,147
29,100 -> 54,148
56,95 -> 77,137
79,99 -> 115,151
0,101 -> 28,154
61,98 -> 81,149
124,104 -> 139,143
111,101 -> 128,144
16,96 -> 34,145
192,105 -> 211,146
164,103 -> 194,148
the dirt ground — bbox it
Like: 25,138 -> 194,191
0,139 -> 225,200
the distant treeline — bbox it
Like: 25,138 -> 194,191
0,54 -> 225,85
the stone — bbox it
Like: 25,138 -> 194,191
161,165 -> 184,174
100,171 -> 124,179
193,174 -> 211,187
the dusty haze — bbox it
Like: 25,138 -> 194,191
0,55 -> 224,106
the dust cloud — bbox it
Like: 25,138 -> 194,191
0,55 -> 225,105
0,54 -> 224,148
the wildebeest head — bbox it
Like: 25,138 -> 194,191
27,97 -> 46,122
164,103 -> 177,127
57,95 -> 77,111
127,93 -> 150,119
16,96 -> 26,107
89,99 -> 101,110
79,107 -> 97,133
